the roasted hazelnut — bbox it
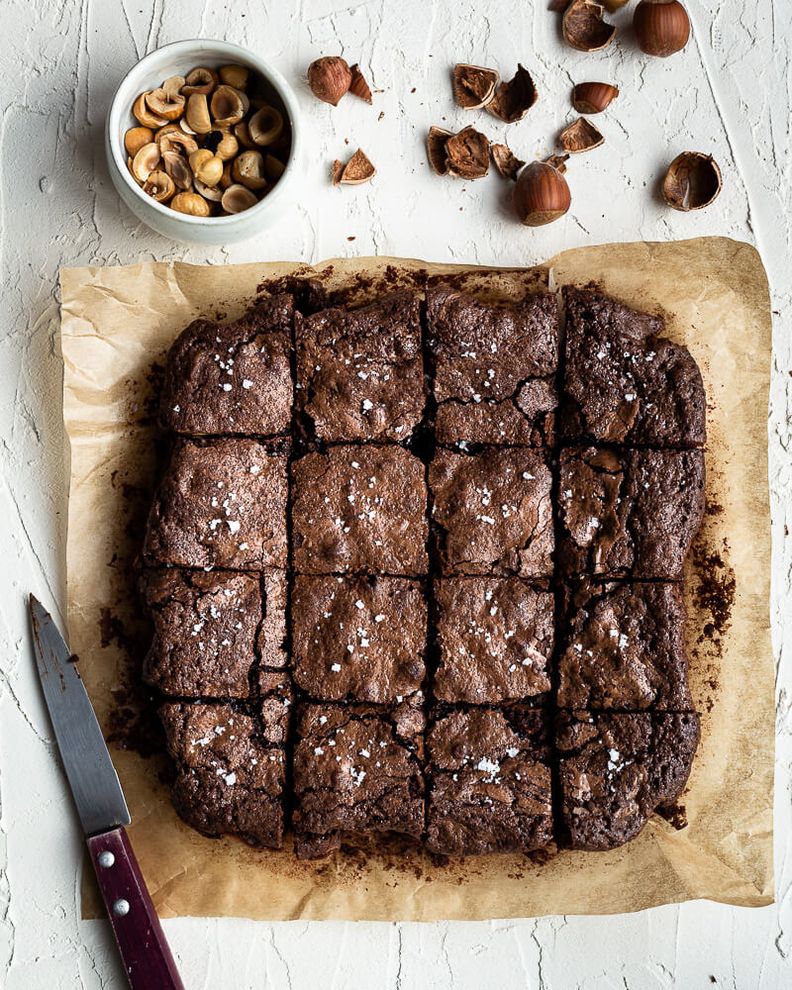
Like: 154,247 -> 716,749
182,67 -> 218,96
232,150 -> 268,190
142,169 -> 175,202
563,0 -> 617,52
219,64 -> 250,90
162,150 -> 192,190
513,158 -> 571,226
194,177 -> 224,202
210,130 -> 239,161
307,56 -> 352,106
634,0 -> 690,57
171,191 -> 211,216
210,85 -> 249,127
124,126 -> 154,157
185,93 -> 212,134
146,87 -> 185,121
131,142 -> 161,183
662,151 -> 721,211
571,82 -> 619,114
132,92 -> 167,128
248,106 -> 284,146
264,154 -> 286,181
221,183 -> 258,213
234,120 -> 257,149
189,149 -> 224,186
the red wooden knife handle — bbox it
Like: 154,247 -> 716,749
87,828 -> 185,990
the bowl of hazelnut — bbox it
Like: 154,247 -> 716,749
105,39 -> 301,244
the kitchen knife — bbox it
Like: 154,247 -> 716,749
28,594 -> 185,990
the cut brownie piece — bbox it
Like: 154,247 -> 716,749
142,569 -> 286,697
292,702 -> 425,858
429,447 -> 554,577
296,292 -> 424,441
160,295 -> 294,437
426,707 -> 553,856
159,701 -> 287,848
433,578 -> 553,703
561,287 -> 706,447
143,438 -> 288,570
292,445 -> 428,575
556,710 -> 700,851
558,446 -> 704,580
428,287 -> 558,446
292,575 -> 426,703
558,581 -> 692,711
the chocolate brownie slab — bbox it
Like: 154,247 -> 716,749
142,569 -> 287,697
292,445 -> 428,575
558,446 -> 704,580
144,438 -> 288,570
159,702 -> 287,848
426,707 -> 553,856
558,581 -> 692,711
428,287 -> 558,446
433,577 -> 553,703
292,575 -> 426,703
161,295 -> 294,437
292,702 -> 425,858
556,710 -> 699,851
561,287 -> 706,447
429,447 -> 554,577
296,292 -> 424,441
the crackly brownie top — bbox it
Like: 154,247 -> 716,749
556,710 -> 700,851
297,292 -> 424,441
292,575 -> 426,704
430,447 -> 554,577
161,295 -> 294,438
561,287 -> 706,447
434,577 -> 553,704
143,438 -> 289,571
292,445 -> 428,575
558,581 -> 692,711
557,446 -> 704,580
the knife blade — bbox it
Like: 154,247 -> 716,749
28,594 -> 184,990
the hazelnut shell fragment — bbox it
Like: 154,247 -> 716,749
560,117 -> 605,153
308,56 -> 352,106
349,64 -> 373,104
563,0 -> 617,52
338,148 -> 376,185
486,64 -> 538,123
662,151 -> 722,211
491,143 -> 525,181
634,0 -> 691,57
445,126 -> 490,179
452,64 -> 500,110
331,159 -> 344,186
162,150 -> 192,190
426,126 -> 453,175
571,81 -> 619,114
513,159 -> 571,226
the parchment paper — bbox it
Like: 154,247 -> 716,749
59,238 -> 774,920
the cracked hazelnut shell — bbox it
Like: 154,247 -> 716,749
452,64 -> 500,110
513,159 -> 571,226
426,126 -> 453,175
563,0 -> 617,52
560,117 -> 605,154
445,126 -> 490,179
339,148 -> 376,185
571,81 -> 619,114
662,152 -> 721,211
349,64 -> 373,104
491,143 -> 525,181
634,0 -> 690,57
486,64 -> 538,123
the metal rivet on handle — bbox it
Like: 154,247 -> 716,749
113,899 -> 130,917
98,851 -> 115,868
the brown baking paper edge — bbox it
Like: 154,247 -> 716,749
59,238 -> 773,920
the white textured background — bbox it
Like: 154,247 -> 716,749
1,1 -> 790,987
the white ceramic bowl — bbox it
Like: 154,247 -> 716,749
105,39 -> 302,245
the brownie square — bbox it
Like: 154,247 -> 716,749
426,707 -> 553,856
292,445 -> 428,575
428,288 -> 558,446
561,287 -> 706,447
558,446 -> 704,580
558,581 -> 692,711
292,702 -> 425,858
556,710 -> 700,851
159,701 -> 287,848
297,292 -> 424,441
292,575 -> 426,703
142,569 -> 286,698
160,295 -> 294,437
143,438 -> 288,570
429,447 -> 554,577
433,578 -> 553,703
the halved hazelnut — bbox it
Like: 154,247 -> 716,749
338,149 -> 376,185
513,158 -> 571,226
185,93 -> 212,134
452,64 -> 500,110
146,87 -> 186,121
307,56 -> 352,106
162,75 -> 185,100
131,142 -> 161,183
194,177 -> 224,202
426,126 -> 453,175
159,129 -> 199,156
563,0 -> 617,52
662,151 -> 722,211
234,120 -> 257,149
491,143 -> 525,181
560,117 -> 605,153
162,151 -> 193,190
219,64 -> 250,90
220,160 -> 234,189
132,92 -> 167,128
221,183 -> 258,213
211,85 -> 249,127
264,154 -> 286,181
445,126 -> 490,179
571,81 -> 620,114
189,149 -> 224,186
249,106 -> 284,146
349,64 -> 373,104
202,129 -> 238,161
232,150 -> 268,190
142,169 -> 175,202
124,126 -> 154,157
486,64 -> 538,123
171,191 -> 211,216
182,67 -> 218,96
